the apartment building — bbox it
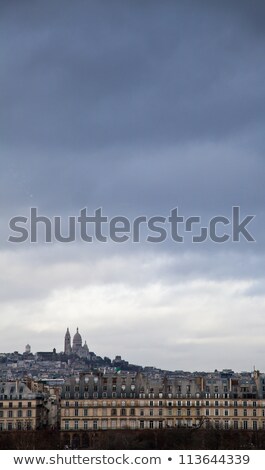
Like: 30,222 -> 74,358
60,371 -> 265,434
0,381 -> 47,431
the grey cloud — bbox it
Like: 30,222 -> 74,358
1,1 -> 265,370
1,1 -> 265,153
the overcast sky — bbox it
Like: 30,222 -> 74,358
1,1 -> 265,372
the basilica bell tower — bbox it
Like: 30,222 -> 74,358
64,327 -> 72,355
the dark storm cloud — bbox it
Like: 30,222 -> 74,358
1,0 -> 265,223
1,0 -> 265,153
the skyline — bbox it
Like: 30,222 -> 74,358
1,1 -> 265,372
0,323 -> 262,374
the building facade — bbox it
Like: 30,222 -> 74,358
0,381 -> 47,431
60,371 -> 265,434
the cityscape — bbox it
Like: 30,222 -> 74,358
2,0 -> 265,452
1,327 -> 265,449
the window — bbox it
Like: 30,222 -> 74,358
243,409 -> 247,417
74,420 -> 78,430
84,408 -> 88,416
159,409 -> 163,416
83,420 -> 88,430
65,401 -> 69,407
102,420 -> 108,429
140,409 -> 144,416
74,409 -> 78,416
9,402 -> 13,408
253,421 -> 257,431
234,409 -> 238,416
149,421 -> 154,429
150,409 -> 154,416
17,422 -> 22,430
8,410 -> 13,418
8,422 -> 13,431
93,420 -> 98,430
224,420 -> 229,430
243,421 -> 248,430
65,420 -> 69,430
111,409 -> 117,416
253,409 -> 257,417
27,410 -> 32,418
18,402 -> 22,408
121,408 -> 126,416
215,409 -> 219,416
140,420 -> 144,429
159,421 -> 163,429
28,402 -> 32,408
130,409 -> 135,416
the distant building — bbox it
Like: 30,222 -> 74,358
64,328 -> 89,359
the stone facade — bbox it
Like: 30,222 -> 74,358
60,371 -> 265,433
0,381 -> 47,431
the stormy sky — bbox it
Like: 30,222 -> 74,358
1,1 -> 265,371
